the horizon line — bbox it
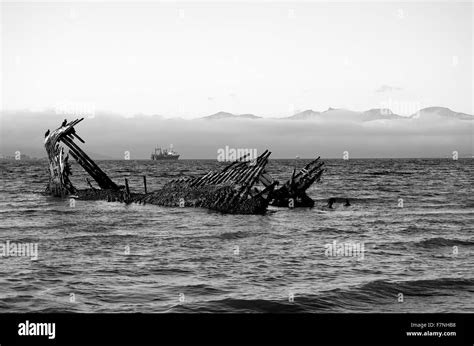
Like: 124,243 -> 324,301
2,156 -> 472,160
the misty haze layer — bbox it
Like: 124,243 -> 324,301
1,108 -> 472,159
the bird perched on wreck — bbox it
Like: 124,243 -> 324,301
44,129 -> 50,138
62,119 -> 67,127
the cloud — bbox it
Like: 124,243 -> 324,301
375,85 -> 403,93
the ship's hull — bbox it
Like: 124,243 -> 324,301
151,155 -> 180,160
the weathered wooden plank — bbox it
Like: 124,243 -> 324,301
61,136 -> 118,190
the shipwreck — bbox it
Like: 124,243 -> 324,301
44,118 -> 325,214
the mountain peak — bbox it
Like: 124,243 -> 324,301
286,109 -> 320,120
411,107 -> 473,120
362,108 -> 403,121
202,111 -> 261,120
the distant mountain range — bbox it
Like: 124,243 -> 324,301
1,107 -> 472,159
361,108 -> 405,121
411,107 -> 473,120
285,109 -> 321,120
202,111 -> 261,120
199,107 -> 473,121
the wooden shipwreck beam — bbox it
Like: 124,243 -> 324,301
268,156 -> 325,208
44,118 -> 119,196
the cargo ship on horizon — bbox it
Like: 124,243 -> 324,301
151,145 -> 180,160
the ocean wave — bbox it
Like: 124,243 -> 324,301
416,237 -> 474,248
364,171 -> 416,176
357,277 -> 474,294
170,298 -> 306,313
218,231 -> 252,240
374,237 -> 474,250
171,277 -> 474,313
400,225 -> 427,233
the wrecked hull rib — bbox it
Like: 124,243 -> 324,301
44,118 -> 324,214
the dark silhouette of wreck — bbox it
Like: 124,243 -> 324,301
44,118 -> 325,214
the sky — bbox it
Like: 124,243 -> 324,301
1,1 -> 472,119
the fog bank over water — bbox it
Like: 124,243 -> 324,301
0,109 -> 472,159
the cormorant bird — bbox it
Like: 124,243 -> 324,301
44,129 -> 50,138
62,119 -> 67,127
327,198 -> 335,209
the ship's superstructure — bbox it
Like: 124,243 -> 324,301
151,145 -> 180,160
